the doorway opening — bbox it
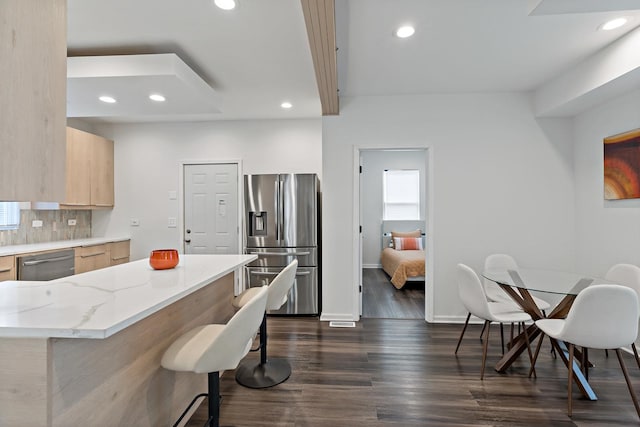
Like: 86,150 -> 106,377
355,148 -> 433,321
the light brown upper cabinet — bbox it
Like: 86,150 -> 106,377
0,0 -> 67,202
63,127 -> 114,209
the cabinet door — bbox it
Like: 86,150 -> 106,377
91,134 -> 114,207
65,127 -> 92,206
0,0 -> 66,202
75,244 -> 110,274
0,256 -> 15,282
109,241 -> 130,266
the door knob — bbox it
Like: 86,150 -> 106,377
186,229 -> 191,234
185,239 -> 191,244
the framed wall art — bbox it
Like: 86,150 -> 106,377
603,128 -> 640,200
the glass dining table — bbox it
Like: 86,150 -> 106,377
482,268 -> 611,401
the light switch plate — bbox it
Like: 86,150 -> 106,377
168,217 -> 177,228
68,219 -> 77,226
130,218 -> 140,226
168,190 -> 177,200
32,220 -> 43,228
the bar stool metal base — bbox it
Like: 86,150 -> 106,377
235,358 -> 291,389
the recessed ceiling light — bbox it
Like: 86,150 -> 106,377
281,102 -> 293,109
149,94 -> 166,102
214,0 -> 236,10
601,17 -> 628,31
395,25 -> 415,38
99,96 -> 116,103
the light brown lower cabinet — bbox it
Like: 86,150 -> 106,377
75,244 -> 110,274
0,256 -> 15,282
1,240 -> 130,280
109,241 -> 130,266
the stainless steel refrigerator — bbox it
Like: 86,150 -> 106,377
244,173 -> 320,315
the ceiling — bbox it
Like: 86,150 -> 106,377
67,0 -> 640,123
67,0 -> 321,122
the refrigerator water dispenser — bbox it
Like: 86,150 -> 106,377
249,211 -> 267,236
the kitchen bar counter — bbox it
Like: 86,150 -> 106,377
0,236 -> 130,257
0,254 -> 255,338
0,254 -> 256,426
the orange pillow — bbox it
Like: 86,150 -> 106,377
393,237 -> 424,250
390,230 -> 421,248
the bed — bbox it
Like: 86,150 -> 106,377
380,221 -> 426,289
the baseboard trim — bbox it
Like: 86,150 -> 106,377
362,264 -> 382,269
320,313 -> 357,322
431,314 -> 484,324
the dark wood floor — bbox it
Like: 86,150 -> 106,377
362,268 -> 425,319
187,318 -> 640,426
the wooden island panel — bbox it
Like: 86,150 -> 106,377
0,273 -> 235,427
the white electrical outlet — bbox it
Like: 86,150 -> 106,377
168,217 -> 177,228
32,220 -> 43,228
130,218 -> 140,226
68,219 -> 77,226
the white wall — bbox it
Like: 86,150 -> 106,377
573,88 -> 640,275
92,119 -> 322,260
322,93 -> 575,322
360,150 -> 427,267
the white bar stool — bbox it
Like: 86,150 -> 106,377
232,259 -> 298,388
161,285 -> 268,427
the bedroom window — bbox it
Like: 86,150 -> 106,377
0,202 -> 20,230
383,169 -> 420,220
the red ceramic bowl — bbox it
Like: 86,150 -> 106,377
149,249 -> 179,270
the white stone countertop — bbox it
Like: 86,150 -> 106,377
0,254 -> 256,339
0,236 -> 131,257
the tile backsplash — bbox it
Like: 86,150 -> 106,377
0,210 -> 91,246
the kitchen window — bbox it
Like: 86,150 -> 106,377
383,169 -> 420,220
0,202 -> 20,230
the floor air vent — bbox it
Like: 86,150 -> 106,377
329,321 -> 356,328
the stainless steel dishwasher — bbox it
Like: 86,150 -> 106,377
17,249 -> 75,280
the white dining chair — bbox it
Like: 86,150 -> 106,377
605,263 -> 640,368
483,254 -> 551,313
535,284 -> 640,418
455,263 -> 534,379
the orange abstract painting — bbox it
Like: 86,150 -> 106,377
604,128 -> 640,200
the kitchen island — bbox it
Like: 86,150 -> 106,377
0,254 -> 256,426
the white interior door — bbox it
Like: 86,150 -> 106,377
184,163 -> 239,254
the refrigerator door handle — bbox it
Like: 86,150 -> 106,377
278,175 -> 284,243
247,251 -> 311,256
275,177 -> 281,242
250,270 -> 311,277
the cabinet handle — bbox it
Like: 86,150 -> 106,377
0,267 -> 12,273
111,256 -> 129,261
94,204 -> 112,207
81,251 -> 106,258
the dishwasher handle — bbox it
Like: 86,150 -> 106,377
21,254 -> 74,266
